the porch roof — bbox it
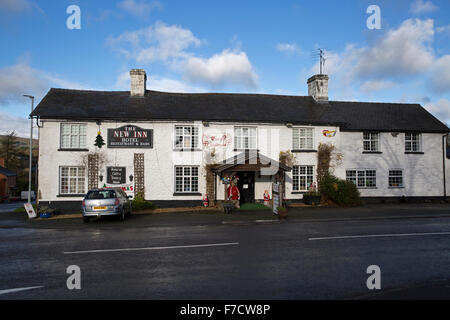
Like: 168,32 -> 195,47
212,151 -> 292,174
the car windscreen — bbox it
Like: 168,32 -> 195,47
85,190 -> 116,199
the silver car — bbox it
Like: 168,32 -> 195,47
82,188 -> 132,222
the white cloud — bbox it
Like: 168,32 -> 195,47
430,55 -> 450,94
0,0 -> 33,13
308,19 -> 436,96
0,112 -> 37,137
276,43 -> 301,55
149,77 -> 205,93
115,71 -> 204,93
0,62 -> 48,105
425,99 -> 450,125
274,89 -> 294,95
108,21 -> 201,63
0,60 -> 91,106
183,50 -> 258,89
410,0 -> 438,14
360,80 -> 396,93
109,22 -> 259,90
117,0 -> 162,19
436,24 -> 450,35
354,19 -> 435,78
0,60 -> 91,138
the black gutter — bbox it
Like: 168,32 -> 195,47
444,134 -> 448,198
213,173 -> 217,205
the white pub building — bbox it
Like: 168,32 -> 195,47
31,69 -> 450,213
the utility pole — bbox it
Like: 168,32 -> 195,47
23,95 -> 34,204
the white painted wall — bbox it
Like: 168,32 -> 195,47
338,132 -> 447,197
199,123 -> 339,201
37,119 -> 447,203
38,120 -> 206,202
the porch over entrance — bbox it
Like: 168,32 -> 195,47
208,151 -> 291,206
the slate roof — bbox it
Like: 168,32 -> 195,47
31,88 -> 449,133
0,166 -> 16,177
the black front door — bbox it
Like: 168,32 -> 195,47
237,172 -> 255,204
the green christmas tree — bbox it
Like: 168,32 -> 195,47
94,131 -> 105,148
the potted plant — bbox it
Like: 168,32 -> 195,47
38,205 -> 56,218
277,206 -> 288,220
303,182 -> 321,205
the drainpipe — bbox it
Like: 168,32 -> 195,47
443,134 -> 448,199
213,173 -> 217,205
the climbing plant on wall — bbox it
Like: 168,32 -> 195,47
317,143 -> 343,191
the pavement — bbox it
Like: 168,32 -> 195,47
0,203 -> 449,299
1,202 -> 450,229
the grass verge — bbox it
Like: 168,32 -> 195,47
238,203 -> 271,211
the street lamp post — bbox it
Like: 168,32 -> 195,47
23,95 -> 34,205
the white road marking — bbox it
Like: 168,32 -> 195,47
0,286 -> 44,295
64,242 -> 240,254
309,231 -> 450,241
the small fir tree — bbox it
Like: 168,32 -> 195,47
94,131 -> 105,148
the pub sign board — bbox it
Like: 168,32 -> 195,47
108,125 -> 153,148
107,167 -> 126,184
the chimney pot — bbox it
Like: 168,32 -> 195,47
130,69 -> 147,97
307,74 -> 328,102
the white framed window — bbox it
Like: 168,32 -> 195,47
174,126 -> 199,149
61,123 -> 87,149
346,169 -> 376,188
59,166 -> 86,194
293,128 -> 314,150
389,170 -> 404,188
174,166 -> 199,193
234,127 -> 257,150
405,133 -> 422,152
292,165 -> 314,191
363,132 -> 380,152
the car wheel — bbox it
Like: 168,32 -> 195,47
120,208 -> 125,221
83,216 -> 90,223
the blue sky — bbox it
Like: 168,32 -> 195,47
0,0 -> 449,136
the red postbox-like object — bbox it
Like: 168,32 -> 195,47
203,194 -> 209,207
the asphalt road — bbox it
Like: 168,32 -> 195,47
1,206 -> 450,299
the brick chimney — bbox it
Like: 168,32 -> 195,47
130,69 -> 147,97
307,74 -> 328,102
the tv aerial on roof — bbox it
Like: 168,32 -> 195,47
310,48 -> 328,74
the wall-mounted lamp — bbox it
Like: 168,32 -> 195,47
286,123 -> 293,128
99,174 -> 103,182
202,121 -> 210,127
129,174 -> 134,182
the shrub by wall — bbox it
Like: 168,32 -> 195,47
131,192 -> 156,211
319,174 -> 361,207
